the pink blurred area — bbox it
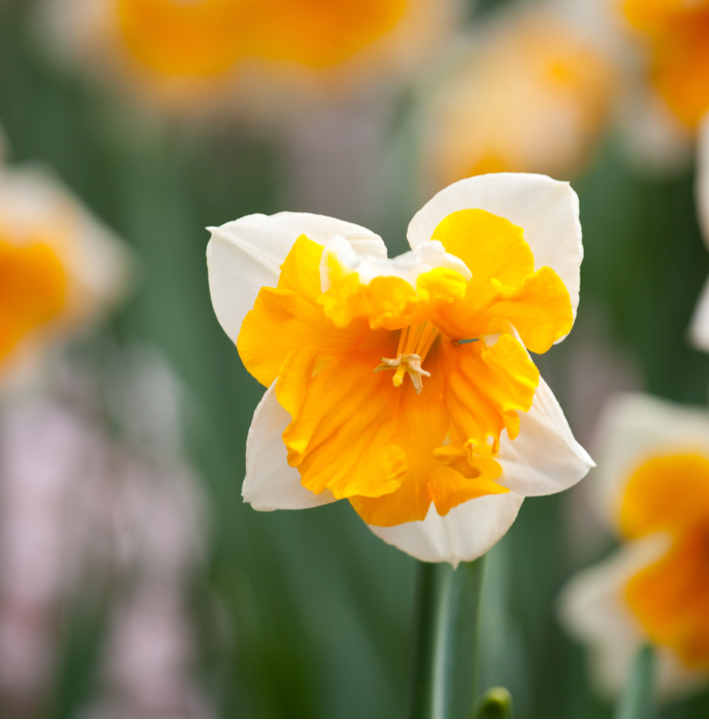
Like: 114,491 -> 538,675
0,349 -> 213,718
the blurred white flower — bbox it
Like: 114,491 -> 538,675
0,165 -> 134,392
559,393 -> 709,700
35,0 -> 460,117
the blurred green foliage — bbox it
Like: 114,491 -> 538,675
2,0 -> 709,717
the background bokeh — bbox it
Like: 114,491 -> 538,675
2,0 -> 709,717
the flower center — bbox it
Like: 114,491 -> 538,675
374,321 -> 440,393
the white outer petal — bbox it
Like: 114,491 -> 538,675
689,275 -> 709,352
697,113 -> 709,245
207,211 -> 387,343
495,377 -> 594,496
243,382 -> 335,511
593,393 -> 709,532
691,115 -> 709,352
367,491 -> 524,566
407,173 -> 583,325
558,535 -> 706,701
320,235 -> 471,291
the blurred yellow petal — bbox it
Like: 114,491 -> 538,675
43,0 -> 459,112
624,0 -> 709,128
0,242 -> 65,360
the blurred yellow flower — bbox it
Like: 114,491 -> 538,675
207,173 -> 593,564
623,0 -> 709,130
424,9 -> 616,189
0,166 -> 133,387
560,394 -> 709,699
39,0 -> 458,112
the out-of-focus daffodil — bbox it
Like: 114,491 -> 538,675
423,9 -> 616,190
559,394 -> 709,700
613,0 -> 709,170
623,0 -> 709,131
38,0 -> 458,112
207,173 -> 593,565
0,166 -> 133,387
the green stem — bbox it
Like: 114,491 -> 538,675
409,556 -> 486,719
616,643 -> 656,719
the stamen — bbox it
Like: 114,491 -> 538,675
396,325 -> 409,357
417,323 -> 440,360
375,321 -> 439,393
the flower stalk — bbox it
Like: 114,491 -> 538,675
616,643 -> 656,719
409,557 -> 486,718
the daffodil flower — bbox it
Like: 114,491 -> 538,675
559,394 -> 709,700
208,173 -> 594,564
0,165 -> 133,388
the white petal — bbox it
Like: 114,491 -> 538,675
689,275 -> 709,352
207,211 -> 387,343
407,173 -> 583,324
495,377 -> 594,496
593,393 -> 709,530
558,534 -> 705,700
696,113 -> 709,246
243,382 -> 335,511
368,491 -> 524,566
320,235 -> 471,291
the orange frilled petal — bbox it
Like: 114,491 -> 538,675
624,0 -> 709,128
349,360 -> 508,527
438,332 -> 540,449
0,240 -> 66,360
276,342 -> 409,500
429,209 -> 573,353
119,0 -> 408,75
319,265 -> 469,331
238,234 -> 374,387
622,453 -> 709,668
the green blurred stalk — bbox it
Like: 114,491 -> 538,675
409,556 -> 486,719
616,643 -> 656,719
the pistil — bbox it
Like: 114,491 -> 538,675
375,321 -> 440,393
